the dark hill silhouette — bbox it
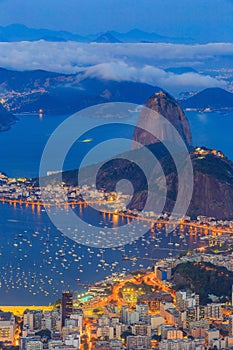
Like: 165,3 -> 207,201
181,87 -> 233,110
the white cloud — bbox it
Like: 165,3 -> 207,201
82,62 -> 226,92
0,40 -> 230,92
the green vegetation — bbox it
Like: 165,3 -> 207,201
172,261 -> 233,304
54,299 -> 61,307
121,328 -> 132,340
35,329 -> 51,339
121,281 -> 153,293
93,308 -> 102,314
193,154 -> 233,184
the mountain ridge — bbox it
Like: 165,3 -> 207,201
181,87 -> 233,110
92,32 -> 122,43
0,24 -> 193,43
0,68 -> 160,114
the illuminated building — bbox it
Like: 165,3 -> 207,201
93,339 -> 123,349
159,339 -> 205,350
155,266 -> 172,281
151,315 -> 165,330
20,336 -> 41,350
136,304 -> 149,323
0,312 -> 15,343
121,307 -> 139,325
131,324 -> 151,337
61,291 -> 73,327
96,326 -> 114,339
205,329 -> 220,346
205,303 -> 223,320
126,335 -> 151,350
23,310 -> 42,331
229,316 -> 233,336
232,285 -> 233,306
26,340 -> 43,350
167,329 -> 183,339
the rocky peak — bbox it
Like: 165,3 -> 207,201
133,90 -> 192,148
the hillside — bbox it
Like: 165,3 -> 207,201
0,68 -> 159,114
0,67 -> 63,92
181,87 -> 233,110
41,88 -> 233,220
172,261 -> 233,304
133,148 -> 233,219
58,144 -> 233,220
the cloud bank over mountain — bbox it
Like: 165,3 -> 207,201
82,62 -> 225,92
0,41 -> 230,93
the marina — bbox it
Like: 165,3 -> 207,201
0,199 -> 229,305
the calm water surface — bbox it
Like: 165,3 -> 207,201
0,110 -> 232,304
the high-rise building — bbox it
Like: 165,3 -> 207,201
61,291 -> 73,327
131,324 -> 151,337
93,339 -> 123,350
0,312 -> 15,344
176,292 -> 199,311
96,326 -> 114,339
121,306 -> 139,325
26,341 -> 43,350
205,303 -> 223,320
229,316 -> 233,336
20,336 -> 41,350
136,304 -> 149,323
23,310 -> 42,331
205,329 -> 220,346
155,266 -> 172,281
176,292 -> 186,310
159,339 -> 205,350
127,335 -> 151,350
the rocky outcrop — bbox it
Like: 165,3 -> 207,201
133,91 -> 192,148
128,150 -> 233,219
63,146 -> 233,220
188,153 -> 233,218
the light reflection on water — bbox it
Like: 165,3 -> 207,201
0,110 -> 232,303
0,201 -> 205,304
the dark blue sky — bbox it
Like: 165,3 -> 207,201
0,0 -> 233,41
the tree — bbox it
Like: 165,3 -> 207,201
121,329 -> 132,341
35,329 -> 51,339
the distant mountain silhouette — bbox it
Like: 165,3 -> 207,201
93,32 -> 122,43
0,24 -> 192,43
109,28 -> 193,43
181,87 -> 233,110
165,67 -> 198,74
0,24 -> 87,42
